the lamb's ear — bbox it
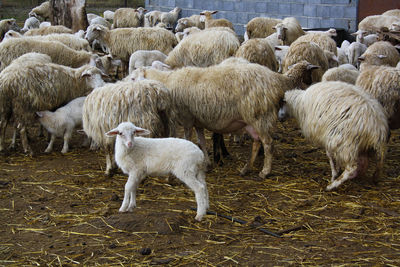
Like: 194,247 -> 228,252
134,127 -> 151,136
36,111 -> 43,118
81,69 -> 92,78
106,128 -> 120,137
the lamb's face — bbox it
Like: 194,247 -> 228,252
274,25 -> 287,42
106,122 -> 151,149
81,67 -> 106,89
85,25 -> 105,43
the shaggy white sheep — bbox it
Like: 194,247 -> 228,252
36,96 -> 86,154
273,17 -> 305,45
358,41 -> 400,71
321,65 -> 360,84
280,81 -> 388,191
29,1 -> 51,21
244,17 -> 282,40
347,41 -> 367,68
113,7 -> 147,28
0,18 -> 20,41
175,15 -> 205,32
160,7 -> 181,28
106,121 -> 208,221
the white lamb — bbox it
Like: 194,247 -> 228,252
106,122 -> 209,221
36,97 -> 86,154
128,50 -> 167,74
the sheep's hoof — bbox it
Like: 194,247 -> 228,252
258,170 -> 271,179
240,164 -> 249,176
195,214 -> 204,221
44,149 -> 52,153
61,149 -> 68,154
326,183 -> 337,191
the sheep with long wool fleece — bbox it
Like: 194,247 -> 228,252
282,41 -> 330,83
291,32 -> 338,56
113,7 -> 147,28
281,81 -> 388,191
244,17 -> 282,40
4,31 -> 92,51
29,1 -> 51,21
0,19 -> 20,41
128,50 -> 167,74
160,7 -> 181,28
106,122 -> 208,221
356,65 -> 400,129
145,10 -> 162,27
321,66 -> 359,84
0,38 -> 98,72
346,41 -> 367,68
164,27 -> 239,68
358,14 -> 400,33
90,16 -> 111,29
84,24 -> 177,65
24,25 -> 73,36
36,96 -> 86,154
359,41 -> 400,71
0,60 -> 105,155
235,38 -> 278,71
199,10 -> 235,31
175,15 -> 205,32
82,79 -> 177,175
130,60 -> 318,178
274,17 -> 305,46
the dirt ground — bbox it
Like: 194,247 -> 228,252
0,119 -> 399,266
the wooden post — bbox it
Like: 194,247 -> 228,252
50,0 -> 88,32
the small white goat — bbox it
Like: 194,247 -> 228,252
36,96 -> 86,154
106,122 -> 209,221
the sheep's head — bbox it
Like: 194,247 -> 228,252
286,60 -> 319,89
85,24 -> 107,43
1,18 -> 20,33
273,23 -> 287,42
3,30 -> 21,40
106,122 -> 150,148
175,18 -> 188,32
199,10 -> 218,22
135,7 -> 147,21
80,65 -> 107,89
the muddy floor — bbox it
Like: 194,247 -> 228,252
0,119 -> 399,266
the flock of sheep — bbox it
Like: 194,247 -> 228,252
0,1 -> 399,221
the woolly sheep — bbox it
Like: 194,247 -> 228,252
337,40 -> 350,65
103,10 -> 115,22
130,60 -> 318,178
105,122 -> 208,221
84,24 -> 177,72
235,38 -> 278,71
82,79 -> 176,175
273,17 -> 305,46
282,41 -> 329,83
382,9 -> 400,19
0,38 -> 98,72
90,16 -> 111,29
244,17 -> 282,40
351,30 -> 379,46
29,1 -> 51,21
164,27 -> 239,68
305,28 -> 337,37
39,21 -> 51,28
36,96 -> 86,154
292,32 -> 338,55
358,41 -> 400,71
113,7 -> 147,28
160,7 -> 182,28
21,16 -> 40,33
175,15 -> 205,32
199,11 -> 235,31
274,45 -> 289,73
347,41 -> 367,68
358,15 -> 400,33
145,10 -> 162,27
87,13 -> 100,24
0,19 -> 20,41
280,81 -> 388,191
0,59 -> 105,154
321,66 -> 360,84
24,25 -> 73,36
128,50 -> 167,74
356,65 -> 400,129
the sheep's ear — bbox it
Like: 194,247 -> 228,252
135,127 -> 151,136
275,46 -> 282,51
350,32 -> 358,36
36,111 -> 43,118
358,56 -> 365,61
199,12 -> 204,15
307,64 -> 319,70
377,54 -> 387,59
211,10 -> 218,14
106,129 -> 119,137
81,69 -> 92,78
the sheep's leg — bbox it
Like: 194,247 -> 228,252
61,131 -> 72,154
184,127 -> 193,140
259,134 -> 273,179
326,164 -> 358,191
240,140 -> 261,176
9,126 -> 17,150
326,150 -> 340,181
20,125 -> 33,156
119,173 -> 144,212
372,147 -> 386,184
176,169 -> 208,221
195,127 -> 211,167
44,134 -> 56,153
0,120 -> 7,152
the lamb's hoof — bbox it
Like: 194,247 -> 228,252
326,183 -> 337,191
195,214 -> 204,221
61,150 -> 68,154
258,171 -> 271,179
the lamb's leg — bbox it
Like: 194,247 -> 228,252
259,133 -> 273,179
119,173 -> 144,212
326,150 -> 340,182
240,140 -> 261,176
61,130 -> 72,154
176,169 -> 208,221
195,127 -> 211,167
326,164 -> 358,191
19,125 -> 33,156
44,134 -> 56,153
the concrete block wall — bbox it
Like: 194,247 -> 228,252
145,0 -> 359,36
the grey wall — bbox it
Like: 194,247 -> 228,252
145,0 -> 359,35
